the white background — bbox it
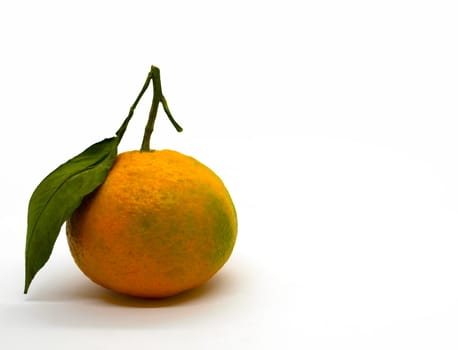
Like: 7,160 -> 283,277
1,0 -> 458,348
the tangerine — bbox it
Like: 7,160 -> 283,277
66,149 -> 237,298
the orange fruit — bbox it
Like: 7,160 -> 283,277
66,149 -> 237,298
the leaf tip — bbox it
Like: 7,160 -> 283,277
24,268 -> 33,294
23,280 -> 30,294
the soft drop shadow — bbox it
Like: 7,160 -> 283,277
19,258 -> 253,328
98,270 -> 238,308
26,265 -> 240,307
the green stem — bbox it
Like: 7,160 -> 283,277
141,67 -> 161,151
140,65 -> 183,151
116,70 -> 153,141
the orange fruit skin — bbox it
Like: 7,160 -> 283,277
66,150 -> 237,298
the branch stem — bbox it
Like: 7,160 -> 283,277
116,71 -> 153,141
140,65 -> 182,151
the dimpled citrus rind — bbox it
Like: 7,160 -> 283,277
66,150 -> 237,298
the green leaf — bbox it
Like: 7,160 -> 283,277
24,137 -> 119,293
